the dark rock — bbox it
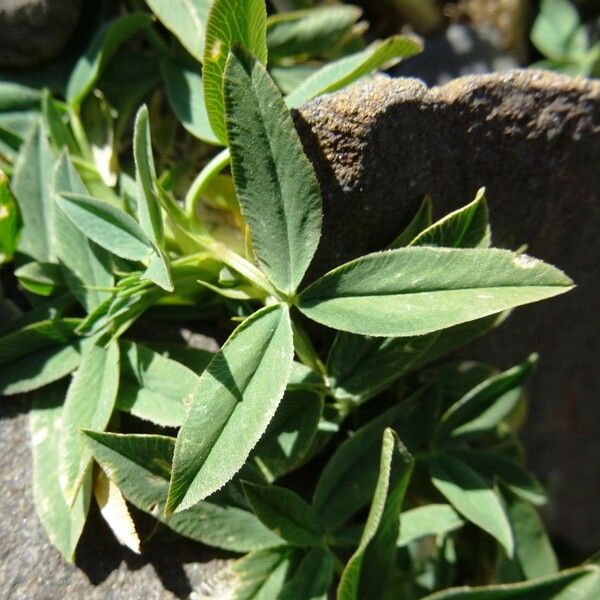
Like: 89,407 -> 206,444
0,0 -> 82,68
295,69 -> 600,552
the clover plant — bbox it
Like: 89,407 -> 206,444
1,1 -> 598,598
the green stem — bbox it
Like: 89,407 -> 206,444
185,148 -> 230,218
69,108 -> 94,162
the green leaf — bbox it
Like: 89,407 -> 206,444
0,318 -> 84,395
82,431 -> 283,552
30,381 -> 91,563
59,341 -> 120,506
243,482 -> 324,546
116,340 -> 201,427
313,387 -> 438,529
434,356 -> 536,444
66,13 -> 152,108
14,261 -> 66,296
144,0 -> 212,63
56,192 -> 153,261
52,152 -> 114,312
390,195 -> 432,248
428,453 -> 514,556
279,546 -> 334,600
42,90 -> 79,154
167,304 -> 294,513
0,170 -> 21,263
203,0 -> 267,143
252,390 -> 322,482
286,35 -> 422,108
233,547 -> 295,600
531,0 -> 585,61
453,450 -> 547,507
12,124 -> 55,262
298,248 -> 573,337
133,105 -> 172,291
337,429 -> 414,599
267,5 -> 361,61
506,494 -> 558,580
398,504 -> 465,547
327,316 -> 498,404
224,49 -> 322,294
410,188 -> 490,249
161,58 -> 220,144
423,565 -> 600,599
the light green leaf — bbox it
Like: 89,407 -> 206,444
428,453 -> 514,556
251,390 -> 322,482
267,5 -> 361,61
531,0 -> 585,61
116,340 -> 201,428
42,90 -> 80,154
337,429 -> 414,599
286,35 -> 422,108
14,261 -> 66,296
434,356 -> 535,444
52,152 -> 114,312
398,504 -> 465,547
167,304 -> 294,513
390,195 -> 432,248
224,49 -> 322,294
82,430 -> 283,552
410,188 -> 490,249
0,318 -> 84,395
279,546 -> 334,600
243,482 -> 324,547
453,450 -> 547,507
161,58 -> 220,144
313,387 -> 438,530
506,494 -> 558,580
423,565 -> 600,599
56,192 -> 153,261
12,124 -> 55,262
67,13 -> 152,108
30,381 -> 91,563
59,342 -> 120,506
298,248 -> 573,337
203,0 -> 267,143
145,0 -> 212,63
0,170 -> 21,263
233,547 -> 295,600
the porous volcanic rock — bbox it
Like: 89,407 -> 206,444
295,69 -> 600,552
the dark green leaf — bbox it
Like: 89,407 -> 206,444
0,170 -> 21,263
410,188 -> 490,249
337,429 -> 414,599
279,546 -> 333,600
298,248 -> 573,337
390,195 -> 432,248
203,0 -> 267,143
286,35 -> 422,108
66,13 -> 152,108
167,304 -> 294,513
398,504 -> 465,547
82,431 -> 282,552
243,482 -> 324,546
428,453 -> 514,556
59,342 -> 119,506
30,381 -> 91,563
224,49 -> 322,294
56,192 -> 153,261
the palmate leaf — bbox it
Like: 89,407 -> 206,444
224,48 -> 322,295
428,453 -> 514,556
203,0 -> 267,143
398,504 -> 465,547
285,35 -> 422,108
279,546 -> 333,600
337,429 -> 414,600
167,304 -> 294,514
298,248 -> 573,337
30,381 -> 91,564
390,195 -> 432,248
59,341 -> 120,506
82,431 -> 282,552
14,261 -> 66,296
233,547 -> 295,600
42,91 -> 80,155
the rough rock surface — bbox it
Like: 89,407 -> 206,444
0,0 -> 82,68
295,69 -> 600,551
